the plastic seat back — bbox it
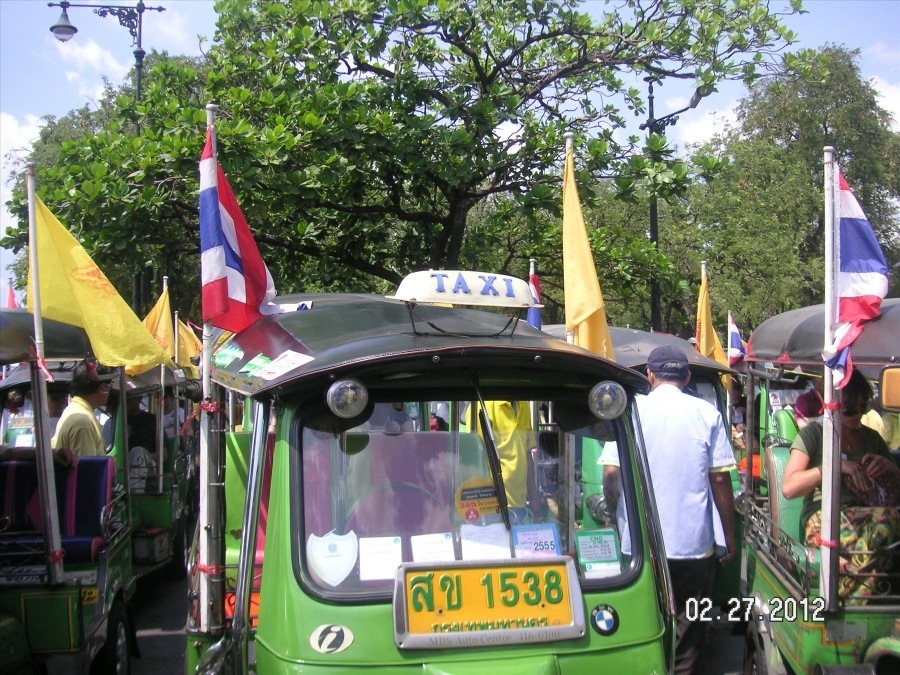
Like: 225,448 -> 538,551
764,445 -> 804,540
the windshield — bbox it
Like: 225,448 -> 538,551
296,397 -> 640,599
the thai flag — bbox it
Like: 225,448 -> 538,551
199,130 -> 277,334
727,312 -> 745,366
823,172 -> 889,387
527,271 -> 542,330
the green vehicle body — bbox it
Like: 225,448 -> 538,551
741,299 -> 900,674
185,284 -> 678,674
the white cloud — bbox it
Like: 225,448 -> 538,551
672,102 -> 739,149
865,42 -> 900,72
872,76 -> 900,130
0,112 -> 43,278
152,7 -> 209,54
53,38 -> 129,81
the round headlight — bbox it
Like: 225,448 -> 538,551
588,381 -> 627,420
326,378 -> 369,419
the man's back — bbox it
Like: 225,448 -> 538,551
637,384 -> 733,558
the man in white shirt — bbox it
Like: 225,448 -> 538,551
603,345 -> 735,674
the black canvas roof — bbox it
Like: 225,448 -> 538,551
211,294 -> 648,397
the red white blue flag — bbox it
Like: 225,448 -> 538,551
727,312 -> 745,366
823,172 -> 889,387
527,265 -> 542,330
199,129 -> 277,334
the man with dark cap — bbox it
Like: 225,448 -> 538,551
605,345 -> 735,674
52,358 -> 115,461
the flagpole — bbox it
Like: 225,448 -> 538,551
199,101 -> 224,634
821,146 -> 839,610
26,162 -> 64,585
156,276 -> 168,494
174,310 -> 180,367
564,133 -> 575,346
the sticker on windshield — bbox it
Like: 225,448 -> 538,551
513,523 -> 561,558
576,529 -> 621,579
309,624 -> 354,654
307,531 -> 358,587
455,477 -> 499,522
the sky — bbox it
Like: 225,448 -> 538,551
1,0 -> 899,304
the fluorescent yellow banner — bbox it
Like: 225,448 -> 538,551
562,143 -> 614,360
176,318 -> 202,367
695,269 -> 728,368
26,197 -> 171,368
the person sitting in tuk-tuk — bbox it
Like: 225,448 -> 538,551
52,359 -> 115,464
782,370 -> 900,599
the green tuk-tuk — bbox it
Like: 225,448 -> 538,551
741,298 -> 900,674
0,309 -> 134,674
544,325 -> 743,607
186,271 -> 677,673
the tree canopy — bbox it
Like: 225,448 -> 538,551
3,0 -> 809,321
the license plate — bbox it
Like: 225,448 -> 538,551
393,557 -> 585,649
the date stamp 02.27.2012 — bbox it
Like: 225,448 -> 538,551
686,596 -> 826,623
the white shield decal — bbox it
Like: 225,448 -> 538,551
307,531 -> 358,587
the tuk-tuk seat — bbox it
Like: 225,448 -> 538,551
772,409 -> 799,445
0,456 -> 114,564
764,445 -> 820,578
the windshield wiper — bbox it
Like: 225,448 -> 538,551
469,374 -> 512,531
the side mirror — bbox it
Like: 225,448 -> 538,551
878,365 -> 900,412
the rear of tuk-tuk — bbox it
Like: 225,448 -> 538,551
186,272 -> 675,674
741,299 -> 900,675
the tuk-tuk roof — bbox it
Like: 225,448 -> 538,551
543,324 -> 733,377
0,309 -> 92,366
211,294 -> 649,397
746,297 -> 900,376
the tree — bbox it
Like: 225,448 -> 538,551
3,0 -> 809,319
734,44 -> 900,264
671,45 -> 900,333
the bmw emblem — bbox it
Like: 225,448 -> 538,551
590,604 -> 619,636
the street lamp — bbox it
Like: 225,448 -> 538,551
48,1 -> 165,315
639,77 -> 704,332
48,1 -> 165,134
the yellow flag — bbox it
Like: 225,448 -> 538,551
26,197 -> 171,369
695,265 -> 728,368
176,318 -> 202,367
144,288 -> 175,357
562,141 -> 614,359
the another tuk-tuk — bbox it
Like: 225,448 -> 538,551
186,271 -> 676,673
544,325 -> 743,606
0,309 -> 134,674
1,353 -> 201,582
741,298 -> 900,674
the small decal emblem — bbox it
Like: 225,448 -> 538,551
309,624 -> 354,654
590,604 -> 619,636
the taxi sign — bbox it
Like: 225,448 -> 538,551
388,271 -> 542,309
393,557 -> 585,650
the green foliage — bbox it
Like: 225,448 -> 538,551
678,45 -> 900,331
3,0 -> 809,322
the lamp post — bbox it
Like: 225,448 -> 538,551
48,0 -> 164,314
639,77 -> 703,331
49,1 -> 165,135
